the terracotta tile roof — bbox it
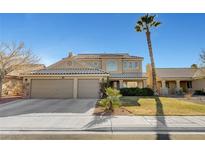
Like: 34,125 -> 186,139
76,53 -> 143,59
78,53 -> 129,56
30,68 -> 109,75
156,68 -> 197,78
110,72 -> 146,78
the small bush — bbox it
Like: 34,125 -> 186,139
99,98 -> 121,108
141,88 -> 154,96
99,87 -> 122,111
119,87 -> 139,96
120,87 -> 154,96
194,90 -> 205,95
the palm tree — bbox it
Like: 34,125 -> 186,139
135,14 -> 161,95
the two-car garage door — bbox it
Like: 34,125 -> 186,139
31,79 -> 74,98
30,79 -> 99,98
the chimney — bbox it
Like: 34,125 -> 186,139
68,52 -> 73,57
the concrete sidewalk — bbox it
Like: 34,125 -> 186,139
0,114 -> 205,132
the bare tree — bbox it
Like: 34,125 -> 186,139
200,50 -> 205,65
0,42 -> 39,99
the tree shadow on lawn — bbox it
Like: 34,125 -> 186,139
119,97 -> 140,115
155,97 -> 170,140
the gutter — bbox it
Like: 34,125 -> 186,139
20,74 -> 110,77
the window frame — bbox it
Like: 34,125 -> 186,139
123,61 -> 138,70
106,60 -> 118,72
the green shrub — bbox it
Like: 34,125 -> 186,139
99,98 -> 121,108
120,87 -> 154,96
141,88 -> 154,96
194,90 -> 205,95
99,87 -> 122,111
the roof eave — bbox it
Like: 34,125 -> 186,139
193,76 -> 205,80
158,77 -> 193,80
110,77 -> 147,80
21,74 -> 110,77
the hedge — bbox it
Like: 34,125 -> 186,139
120,87 -> 154,96
194,90 -> 205,96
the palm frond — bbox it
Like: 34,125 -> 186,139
135,13 -> 161,32
135,25 -> 142,32
141,15 -> 147,23
137,20 -> 143,26
147,15 -> 155,23
154,22 -> 161,27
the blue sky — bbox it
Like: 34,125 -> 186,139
0,13 -> 204,72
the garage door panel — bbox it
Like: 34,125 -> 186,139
78,79 -> 99,98
31,79 -> 73,98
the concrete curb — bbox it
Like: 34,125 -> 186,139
1,127 -> 205,132
1,130 -> 205,140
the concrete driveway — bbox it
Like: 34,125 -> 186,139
0,99 -> 97,117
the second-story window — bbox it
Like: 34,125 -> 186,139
123,61 -> 138,70
106,60 -> 118,72
85,61 -> 101,68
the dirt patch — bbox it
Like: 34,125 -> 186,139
93,106 -> 134,116
0,96 -> 22,105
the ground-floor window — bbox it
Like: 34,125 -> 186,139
127,81 -> 138,88
123,81 -> 143,88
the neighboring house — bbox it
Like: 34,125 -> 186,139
2,64 -> 45,96
23,52 -> 147,99
146,64 -> 205,95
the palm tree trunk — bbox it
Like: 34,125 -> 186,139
108,100 -> 113,112
146,31 -> 158,95
0,77 -> 2,100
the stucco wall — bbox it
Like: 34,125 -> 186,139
192,79 -> 205,90
2,78 -> 23,96
53,56 -> 143,74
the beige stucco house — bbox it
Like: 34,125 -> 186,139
23,52 -> 147,99
147,64 -> 205,95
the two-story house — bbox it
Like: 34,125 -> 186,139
75,53 -> 147,89
23,52 -> 146,99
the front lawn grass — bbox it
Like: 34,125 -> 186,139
94,96 -> 205,116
